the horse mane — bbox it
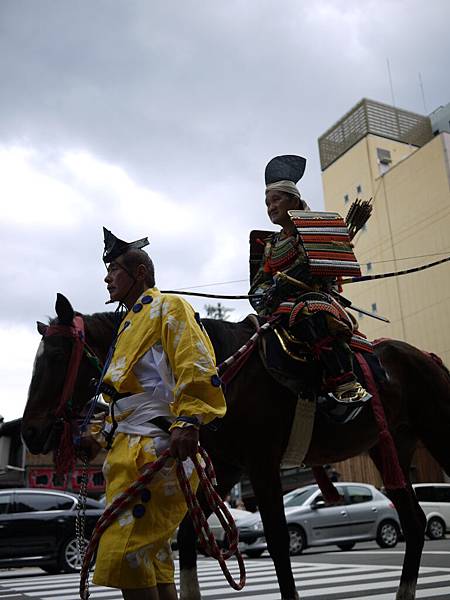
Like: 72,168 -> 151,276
48,311 -> 118,356
201,317 -> 256,364
427,351 -> 450,378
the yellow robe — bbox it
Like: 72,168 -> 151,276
93,288 -> 226,589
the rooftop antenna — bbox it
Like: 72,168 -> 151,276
418,72 -> 428,114
386,58 -> 396,108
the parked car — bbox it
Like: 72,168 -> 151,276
207,507 -> 267,558
0,488 -> 103,573
243,482 -> 401,556
412,483 -> 450,539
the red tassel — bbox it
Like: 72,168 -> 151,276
354,352 -> 406,490
373,430 -> 406,490
54,422 -> 75,478
312,466 -> 342,504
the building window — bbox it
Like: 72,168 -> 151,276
344,194 -> 349,204
356,184 -> 362,194
366,262 -> 372,272
371,303 -> 377,313
377,148 -> 392,165
377,148 -> 392,175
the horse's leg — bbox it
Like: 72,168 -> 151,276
178,461 -> 242,600
248,461 -> 298,600
178,513 -> 201,600
369,435 -> 426,600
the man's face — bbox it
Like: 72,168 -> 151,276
104,257 -> 135,303
265,190 -> 299,227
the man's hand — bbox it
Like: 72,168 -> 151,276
169,426 -> 199,461
76,434 -> 103,461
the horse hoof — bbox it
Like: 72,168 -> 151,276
396,582 -> 416,600
179,567 -> 201,600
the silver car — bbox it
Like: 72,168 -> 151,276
241,482 -> 401,556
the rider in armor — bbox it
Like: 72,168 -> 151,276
249,155 -> 371,414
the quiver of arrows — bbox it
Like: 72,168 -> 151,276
346,198 -> 373,241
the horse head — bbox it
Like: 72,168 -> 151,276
21,293 -> 103,455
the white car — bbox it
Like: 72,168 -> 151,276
413,483 -> 450,539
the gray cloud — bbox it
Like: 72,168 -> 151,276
1,0 -> 449,419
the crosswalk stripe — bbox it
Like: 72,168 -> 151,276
222,575 -> 450,600
1,563 -> 361,591
351,587 -> 450,600
5,565 -> 400,592
194,565 -> 396,584
1,560 -> 450,600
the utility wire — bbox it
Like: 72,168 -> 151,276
356,205 -> 450,261
169,250 -> 450,292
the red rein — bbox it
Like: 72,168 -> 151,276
44,316 -> 85,474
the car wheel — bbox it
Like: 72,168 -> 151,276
337,542 -> 355,551
59,536 -> 89,573
288,525 -> 306,556
376,520 -> 399,548
427,517 -> 446,540
40,565 -> 61,575
245,549 -> 264,558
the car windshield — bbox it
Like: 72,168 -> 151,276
283,488 -> 315,507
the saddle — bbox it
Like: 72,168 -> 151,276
247,314 -> 386,424
245,314 -> 319,397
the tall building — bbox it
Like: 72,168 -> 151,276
318,98 -> 450,484
319,98 -> 450,361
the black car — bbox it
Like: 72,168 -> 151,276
0,488 -> 103,573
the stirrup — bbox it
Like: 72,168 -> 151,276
328,381 -> 372,405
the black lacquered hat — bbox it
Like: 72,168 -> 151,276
103,227 -> 149,263
264,155 -> 306,185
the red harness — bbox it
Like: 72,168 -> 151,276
44,316 -> 86,473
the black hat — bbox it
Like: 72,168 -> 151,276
264,155 -> 306,185
103,227 -> 149,263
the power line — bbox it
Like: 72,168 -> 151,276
366,250 -> 450,266
357,205 -> 450,261
175,278 -> 247,290
169,250 -> 450,294
357,205 -> 450,259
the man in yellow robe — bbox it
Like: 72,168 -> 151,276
92,229 -> 226,600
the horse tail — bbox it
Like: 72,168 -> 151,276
410,348 -> 450,477
375,340 -> 450,478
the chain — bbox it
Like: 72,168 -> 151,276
76,453 -> 89,597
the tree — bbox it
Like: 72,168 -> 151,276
204,302 -> 234,320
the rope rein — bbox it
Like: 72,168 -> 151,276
217,319 -> 275,385
79,446 -> 245,599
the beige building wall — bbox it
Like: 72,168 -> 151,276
322,131 -> 450,365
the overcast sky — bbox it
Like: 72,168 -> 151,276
1,0 -> 449,422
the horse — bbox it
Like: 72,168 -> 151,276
21,293 -> 450,600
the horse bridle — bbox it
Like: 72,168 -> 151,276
44,316 -> 86,420
43,316 -> 102,472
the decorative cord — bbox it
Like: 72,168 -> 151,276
79,446 -> 246,599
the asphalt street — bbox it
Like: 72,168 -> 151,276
0,539 -> 449,599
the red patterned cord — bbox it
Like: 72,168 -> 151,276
79,446 -> 246,599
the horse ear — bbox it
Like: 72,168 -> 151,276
55,293 -> 75,325
37,321 -> 48,336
